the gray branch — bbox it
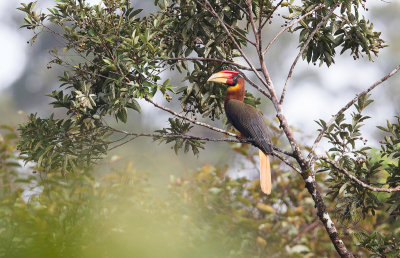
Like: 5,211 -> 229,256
319,156 -> 400,193
308,64 -> 400,160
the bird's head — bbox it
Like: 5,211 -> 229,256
207,70 -> 240,86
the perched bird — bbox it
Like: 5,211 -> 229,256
208,70 -> 273,194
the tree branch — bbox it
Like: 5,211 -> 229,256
308,64 -> 400,160
144,96 -> 238,137
108,127 -> 236,143
273,151 -> 301,173
106,125 -> 294,157
239,72 -> 272,99
280,5 -> 335,105
170,4 -> 351,255
197,0 -> 271,90
245,0 -> 260,51
258,0 -> 264,34
260,0 -> 284,30
240,10 -> 348,256
301,172 -> 354,257
157,57 -> 262,71
231,0 -> 249,17
262,3 -> 325,55
319,156 -> 400,193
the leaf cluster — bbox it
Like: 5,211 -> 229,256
376,116 -> 400,217
316,94 -> 400,256
317,95 -> 383,221
154,118 -> 204,155
285,0 -> 386,66
17,114 -> 109,174
159,0 -> 260,121
355,230 -> 400,257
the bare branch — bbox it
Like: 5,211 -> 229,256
319,156 -> 400,193
289,220 -> 321,245
243,0 -> 307,162
239,72 -> 272,99
106,125 -> 294,157
245,0 -> 260,50
231,0 -> 249,17
273,151 -> 301,173
144,96 -> 238,137
108,127 -> 237,143
260,0 -> 284,30
280,5 -> 336,105
258,0 -> 264,33
262,3 -> 325,55
308,64 -> 400,160
245,0 -> 281,103
157,57 -> 262,71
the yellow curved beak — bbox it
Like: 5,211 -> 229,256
207,72 -> 230,84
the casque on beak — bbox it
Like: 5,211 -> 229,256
207,71 -> 232,84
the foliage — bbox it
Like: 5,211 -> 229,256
317,94 -> 377,221
18,114 -> 109,174
0,128 -> 315,257
355,230 -> 400,257
3,122 -> 400,257
291,0 -> 386,66
154,118 -> 205,155
316,94 -> 400,254
0,131 -> 353,257
0,125 -> 20,197
17,0 -> 386,172
15,0 -> 399,256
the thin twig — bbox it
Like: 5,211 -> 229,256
109,129 -> 236,142
262,3 -> 325,55
258,0 -> 264,33
231,0 -> 249,17
308,64 -> 400,160
108,136 -> 138,151
158,57 -> 262,71
280,5 -> 335,105
319,156 -> 400,193
239,72 -> 272,99
289,220 -> 321,245
273,151 -> 301,173
144,96 -> 238,137
106,125 -> 294,156
245,0 -> 260,51
261,0 -> 284,29
223,21 -> 257,46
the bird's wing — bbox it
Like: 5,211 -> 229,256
225,100 -> 272,154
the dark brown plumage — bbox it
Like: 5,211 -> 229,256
225,99 -> 272,156
208,70 -> 273,194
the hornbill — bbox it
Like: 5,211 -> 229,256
208,70 -> 273,194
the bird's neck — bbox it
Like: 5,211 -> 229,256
225,78 -> 245,104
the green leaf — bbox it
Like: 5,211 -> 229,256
127,99 -> 141,113
116,108 -> 128,123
